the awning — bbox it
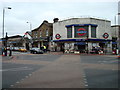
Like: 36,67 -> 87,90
75,42 -> 86,45
112,42 -> 117,44
53,38 -> 112,42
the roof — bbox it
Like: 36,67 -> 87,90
32,20 -> 53,32
56,17 -> 110,23
8,35 -> 22,38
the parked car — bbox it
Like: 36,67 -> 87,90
90,48 -> 103,54
19,47 -> 27,52
12,47 -> 19,51
30,48 -> 44,54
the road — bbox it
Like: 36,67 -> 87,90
2,51 -> 120,89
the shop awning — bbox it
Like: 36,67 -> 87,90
75,42 -> 86,45
112,42 -> 117,44
53,38 -> 112,42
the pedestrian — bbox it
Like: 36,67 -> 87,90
9,46 -> 12,56
62,47 -> 64,54
43,45 -> 46,53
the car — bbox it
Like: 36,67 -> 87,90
12,47 -> 19,51
30,48 -> 44,54
90,48 -> 103,54
19,47 -> 27,52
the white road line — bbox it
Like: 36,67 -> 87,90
85,84 -> 88,87
2,67 -> 33,72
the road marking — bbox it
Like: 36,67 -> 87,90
10,85 -> 14,87
85,84 -> 88,87
16,81 -> 20,84
2,67 -> 33,72
29,74 -> 32,76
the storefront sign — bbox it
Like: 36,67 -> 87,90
77,28 -> 87,36
103,33 -> 109,39
55,34 -> 61,39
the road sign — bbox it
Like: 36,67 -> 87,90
55,34 -> 61,39
103,33 -> 109,39
77,28 -> 87,36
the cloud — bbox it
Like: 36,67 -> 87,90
0,0 -> 119,2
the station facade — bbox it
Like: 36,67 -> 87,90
52,18 -> 112,53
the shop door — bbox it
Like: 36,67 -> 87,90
78,45 -> 85,53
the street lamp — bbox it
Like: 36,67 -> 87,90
26,22 -> 32,31
2,7 -> 12,39
2,7 -> 11,56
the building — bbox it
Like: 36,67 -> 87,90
31,20 -> 53,50
7,35 -> 24,47
111,25 -> 120,50
53,17 -> 112,53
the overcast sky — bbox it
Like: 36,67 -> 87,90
0,0 -> 119,38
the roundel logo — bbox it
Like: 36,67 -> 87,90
103,33 -> 109,39
77,28 -> 87,36
55,34 -> 61,39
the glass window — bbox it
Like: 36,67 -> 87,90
46,29 -> 48,36
91,26 -> 96,38
67,27 -> 72,38
40,31 -> 42,37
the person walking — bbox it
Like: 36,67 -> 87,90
43,45 -> 46,53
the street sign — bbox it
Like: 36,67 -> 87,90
103,33 -> 109,39
55,34 -> 61,39
77,28 -> 87,36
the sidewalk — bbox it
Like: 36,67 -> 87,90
49,51 -> 115,56
2,56 -> 14,60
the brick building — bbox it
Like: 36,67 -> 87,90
31,20 -> 53,50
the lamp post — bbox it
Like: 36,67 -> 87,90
2,7 -> 11,56
26,22 -> 32,50
26,22 -> 32,31
3,7 -> 12,39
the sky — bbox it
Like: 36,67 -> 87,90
0,0 -> 119,38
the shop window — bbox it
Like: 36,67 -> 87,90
67,27 -> 72,38
91,26 -> 96,38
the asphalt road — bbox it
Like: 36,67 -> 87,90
2,52 -> 119,89
80,55 -> 119,89
2,63 -> 43,88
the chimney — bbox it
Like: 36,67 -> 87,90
43,20 -> 48,23
53,18 -> 59,23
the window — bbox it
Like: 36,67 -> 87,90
46,29 -> 48,36
67,27 -> 72,38
91,26 -> 96,38
33,31 -> 37,38
40,31 -> 42,37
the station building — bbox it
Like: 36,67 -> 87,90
52,17 -> 112,53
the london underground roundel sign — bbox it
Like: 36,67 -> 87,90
77,28 -> 87,36
103,33 -> 109,39
55,34 -> 61,39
